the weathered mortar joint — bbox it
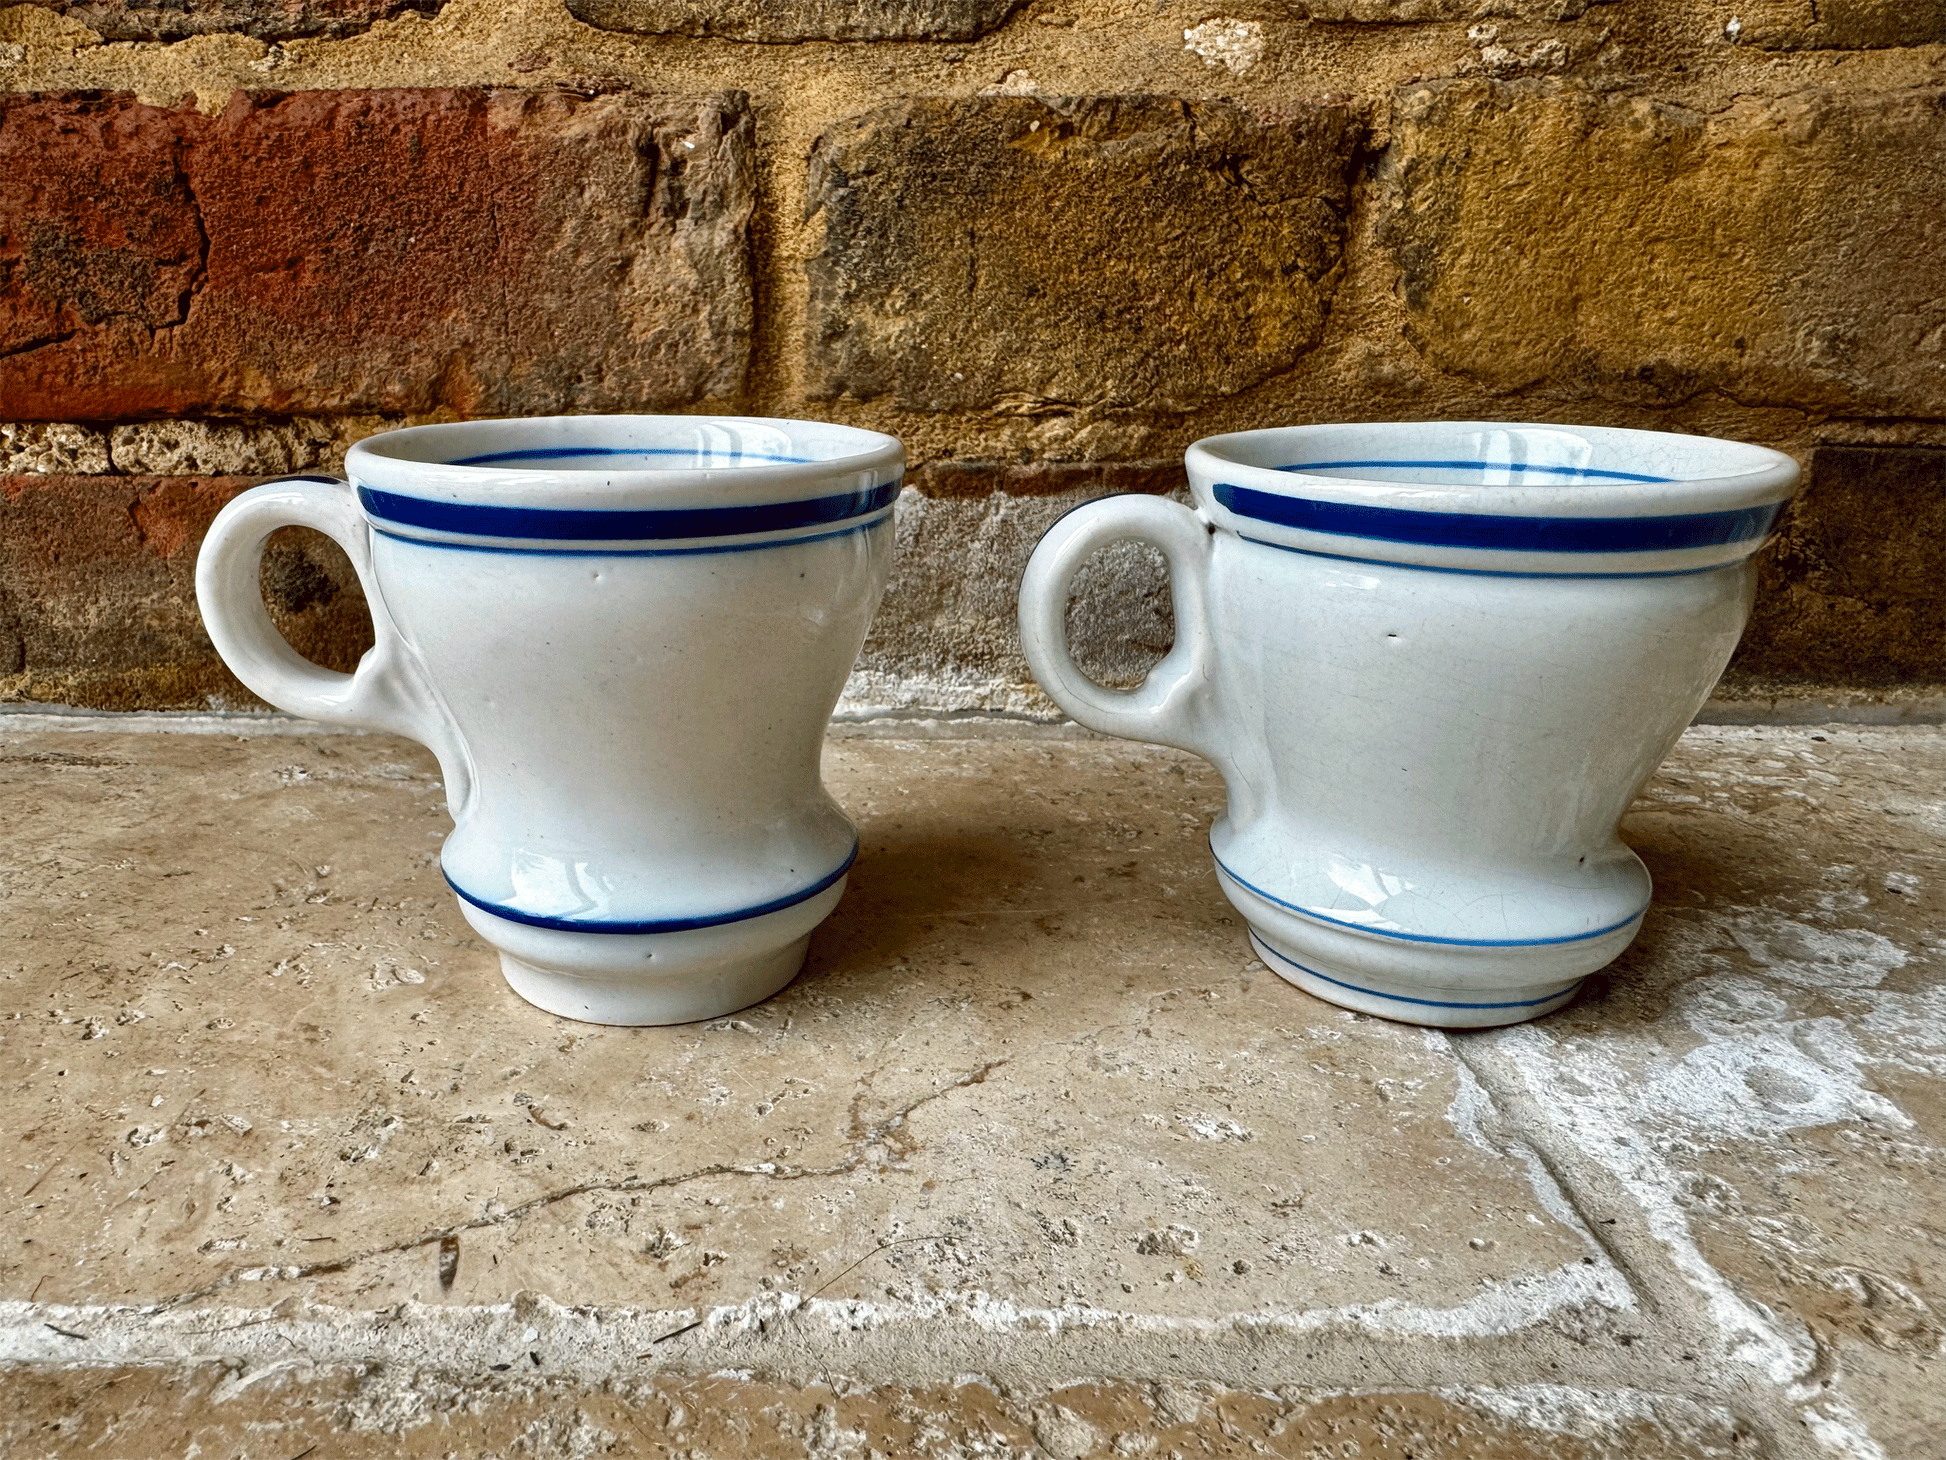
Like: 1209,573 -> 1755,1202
563,0 -> 1030,43
15,0 -> 453,41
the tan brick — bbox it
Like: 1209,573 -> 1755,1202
1730,445 -> 1946,690
14,0 -> 449,41
566,0 -> 1025,41
806,96 -> 1364,414
1733,0 -> 1946,50
0,89 -> 753,421
0,473 -> 372,709
1378,81 -> 1946,417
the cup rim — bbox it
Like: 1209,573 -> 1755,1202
345,414 -> 905,510
1186,420 -> 1799,518
1186,421 -> 1801,577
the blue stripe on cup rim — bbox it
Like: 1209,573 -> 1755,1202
357,480 -> 901,544
1211,482 -> 1784,556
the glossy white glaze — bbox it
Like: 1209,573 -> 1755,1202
197,415 -> 901,1025
1019,421 -> 1799,1028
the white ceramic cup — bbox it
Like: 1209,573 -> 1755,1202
198,415 -> 902,1026
1018,421 -> 1799,1028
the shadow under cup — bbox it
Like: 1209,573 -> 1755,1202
196,416 -> 904,1026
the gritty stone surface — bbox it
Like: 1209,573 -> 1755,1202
1459,728 -> 1946,1457
1297,0 -> 1495,17
0,719 -> 1938,1458
1731,445 -> 1946,692
1380,80 -> 1946,418
1182,17 -> 1265,75
107,418 -> 339,478
0,474 -> 372,708
565,0 -> 1026,41
16,0 -> 449,41
904,456 -> 1182,501
0,88 -> 753,420
0,731 -> 1597,1322
0,1366 -> 1762,1458
1733,0 -> 1946,51
805,96 -> 1364,414
0,422 -> 108,476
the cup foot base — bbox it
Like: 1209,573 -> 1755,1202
498,938 -> 810,1026
1248,931 -> 1583,1029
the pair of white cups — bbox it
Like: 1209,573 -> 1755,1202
198,416 -> 1798,1030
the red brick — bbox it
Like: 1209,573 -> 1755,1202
15,0 -> 447,41
0,474 -> 372,709
0,89 -> 754,421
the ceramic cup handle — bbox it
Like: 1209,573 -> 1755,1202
195,477 -> 472,806
1018,494 -> 1227,764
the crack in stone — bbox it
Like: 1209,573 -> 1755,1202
1439,1032 -> 1653,1315
148,1059 -> 1010,1312
1454,1026 -> 1892,1460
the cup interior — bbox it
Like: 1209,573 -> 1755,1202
355,416 -> 897,474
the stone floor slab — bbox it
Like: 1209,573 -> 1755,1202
0,718 -> 1940,1459
0,730 -> 1599,1326
1454,727 -> 1946,1460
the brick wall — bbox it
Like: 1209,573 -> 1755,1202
1,0 -> 1940,714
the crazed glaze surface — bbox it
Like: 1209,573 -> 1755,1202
196,414 -> 901,1024
1020,421 -> 1799,1027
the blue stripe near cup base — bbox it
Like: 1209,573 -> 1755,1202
357,480 -> 900,543
1213,851 -> 1646,948
1213,482 -> 1782,555
1251,934 -> 1584,1012
445,843 -> 856,935
372,512 -> 891,558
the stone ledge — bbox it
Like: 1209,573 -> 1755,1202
0,1361 -> 1761,1457
0,720 -> 1938,1454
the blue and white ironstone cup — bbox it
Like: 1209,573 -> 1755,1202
197,416 -> 901,1025
1019,421 -> 1800,1028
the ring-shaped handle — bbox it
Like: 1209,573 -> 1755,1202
195,477 -> 472,808
1018,494 -> 1226,766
